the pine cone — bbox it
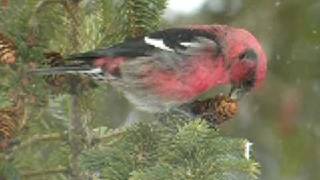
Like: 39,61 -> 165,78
0,112 -> 17,149
0,32 -> 17,65
191,94 -> 239,125
0,97 -> 26,150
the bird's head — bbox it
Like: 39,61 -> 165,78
209,25 -> 268,100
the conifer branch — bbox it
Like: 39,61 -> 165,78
6,128 -> 125,156
64,1 -> 91,179
10,132 -> 66,153
118,0 -> 167,38
34,0 -> 63,14
21,166 -> 68,178
91,128 -> 126,145
0,129 -> 123,162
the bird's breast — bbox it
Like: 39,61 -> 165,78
145,57 -> 229,102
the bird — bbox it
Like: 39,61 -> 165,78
33,25 -> 267,112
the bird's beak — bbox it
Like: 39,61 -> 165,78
229,86 -> 248,100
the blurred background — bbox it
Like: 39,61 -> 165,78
161,0 -> 320,179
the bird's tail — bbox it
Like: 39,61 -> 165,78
30,51 -> 110,81
31,66 -> 107,81
31,51 -> 99,75
31,66 -> 94,75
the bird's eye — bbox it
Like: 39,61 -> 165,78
239,49 -> 257,60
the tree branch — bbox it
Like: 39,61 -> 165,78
9,132 -> 66,153
65,1 -> 89,179
21,166 -> 68,178
91,128 -> 125,145
5,128 -> 125,156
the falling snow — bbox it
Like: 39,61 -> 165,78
275,1 -> 281,7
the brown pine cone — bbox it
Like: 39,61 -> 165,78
0,112 -> 17,149
0,98 -> 26,150
0,32 -> 17,65
191,94 -> 239,125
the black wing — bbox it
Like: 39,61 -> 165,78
66,28 -> 221,60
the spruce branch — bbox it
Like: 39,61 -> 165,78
0,129 -> 120,167
91,128 -> 126,145
9,132 -> 67,154
29,0 -> 64,27
81,120 -> 260,180
116,0 -> 167,39
28,0 -> 64,47
5,128 -> 125,157
33,0 -> 63,14
21,166 -> 68,178
64,1 -> 92,179
64,0 -> 83,51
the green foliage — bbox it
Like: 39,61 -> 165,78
119,0 -> 167,37
0,0 -> 45,63
0,161 -> 20,180
106,0 -> 167,43
81,121 -> 165,179
0,0 -> 261,179
1,0 -> 170,179
81,120 -> 260,180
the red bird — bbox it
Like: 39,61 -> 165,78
35,25 -> 267,112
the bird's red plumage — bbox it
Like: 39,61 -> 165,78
144,55 -> 229,102
79,25 -> 267,111
94,57 -> 125,76
190,25 -> 267,89
223,27 -> 267,89
94,25 -> 267,99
